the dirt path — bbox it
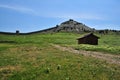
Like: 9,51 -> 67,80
52,44 -> 120,65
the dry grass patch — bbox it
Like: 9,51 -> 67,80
0,65 -> 22,79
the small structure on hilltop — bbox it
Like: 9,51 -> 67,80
77,33 -> 100,45
16,30 -> 20,35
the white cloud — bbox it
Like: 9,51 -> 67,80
0,4 -> 104,20
0,4 -> 38,15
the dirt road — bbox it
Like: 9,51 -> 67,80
52,44 -> 120,65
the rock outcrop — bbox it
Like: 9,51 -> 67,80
36,19 -> 95,33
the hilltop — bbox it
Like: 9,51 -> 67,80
29,19 -> 94,34
57,19 -> 94,32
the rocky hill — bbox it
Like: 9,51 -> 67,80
0,19 -> 95,35
55,19 -> 94,32
29,19 -> 95,34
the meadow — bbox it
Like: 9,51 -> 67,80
0,32 -> 120,80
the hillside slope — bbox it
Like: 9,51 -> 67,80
34,19 -> 94,33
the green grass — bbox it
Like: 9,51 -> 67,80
0,32 -> 120,80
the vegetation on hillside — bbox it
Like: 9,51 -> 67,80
0,32 -> 120,80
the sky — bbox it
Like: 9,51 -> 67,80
0,0 -> 120,33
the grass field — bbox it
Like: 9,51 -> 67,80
0,32 -> 120,80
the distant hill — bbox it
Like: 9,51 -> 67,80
28,19 -> 95,34
0,19 -> 98,34
55,19 -> 94,32
1,19 -> 120,35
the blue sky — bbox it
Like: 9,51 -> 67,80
0,0 -> 120,32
